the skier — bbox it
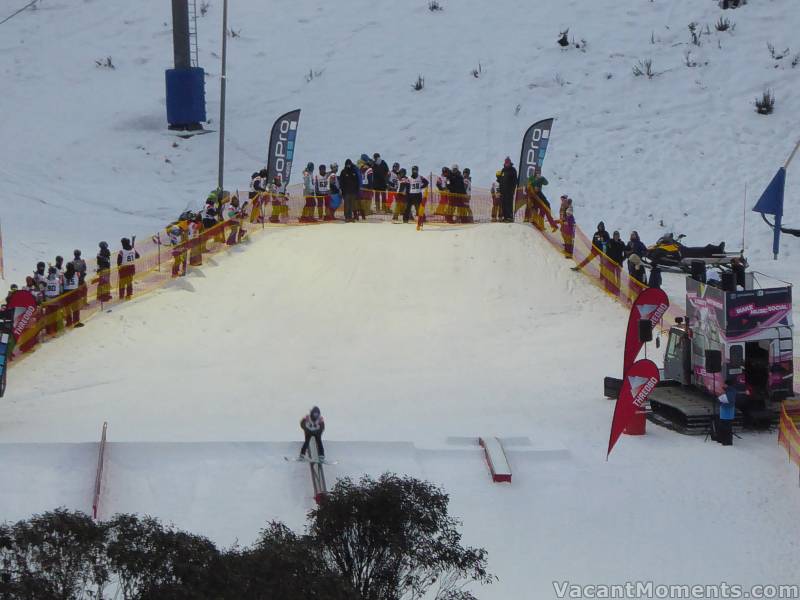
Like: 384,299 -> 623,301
605,231 -> 627,296
33,262 -> 47,288
358,160 -> 373,219
117,237 -> 139,300
328,163 -> 341,220
572,222 -> 610,272
371,153 -> 390,213
42,266 -> 63,335
299,406 -> 325,460
491,172 -> 503,222
71,250 -> 87,285
447,165 -> 467,224
314,164 -> 332,221
527,167 -> 558,232
434,167 -> 451,221
559,196 -> 575,258
167,224 -> 187,277
392,168 -> 408,222
300,162 -> 317,223
62,262 -> 83,327
340,159 -> 361,223
188,214 -> 203,267
461,167 -> 475,223
498,157 -> 518,223
404,166 -> 428,223
268,175 -> 289,223
96,242 -> 112,302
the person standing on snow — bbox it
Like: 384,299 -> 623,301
392,168 -> 409,222
299,405 -> 325,460
628,253 -> 647,286
572,222 -> 611,271
625,231 -> 647,275
117,237 -> 139,300
605,230 -> 627,296
300,162 -> 317,223
358,160 -> 373,219
447,165 -> 467,224
96,242 -> 112,302
491,172 -> 503,222
559,196 -> 575,258
328,163 -> 342,220
339,159 -> 361,223
404,166 -> 428,223
42,266 -> 63,335
371,153 -> 390,213
62,262 -> 83,327
33,262 -> 47,288
314,164 -> 332,221
499,157 -> 518,223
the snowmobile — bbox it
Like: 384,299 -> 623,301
643,233 -> 745,273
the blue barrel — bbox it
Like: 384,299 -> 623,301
165,67 -> 206,127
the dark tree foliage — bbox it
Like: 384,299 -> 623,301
222,522 -> 354,600
0,509 -> 108,600
0,475 -> 491,600
105,513 -> 222,599
308,474 -> 493,600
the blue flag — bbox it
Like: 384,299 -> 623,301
752,167 -> 785,258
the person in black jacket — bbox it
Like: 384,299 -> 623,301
648,263 -> 663,289
96,241 -> 112,302
572,222 -> 611,271
371,153 -> 390,213
339,159 -> 361,222
498,157 -> 518,222
605,230 -> 627,295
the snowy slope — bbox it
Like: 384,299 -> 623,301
2,225 -> 800,598
1,0 -> 799,291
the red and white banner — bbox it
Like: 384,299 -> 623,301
623,287 -> 669,373
607,358 -> 660,458
6,289 -> 37,342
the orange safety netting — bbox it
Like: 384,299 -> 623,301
778,401 -> 800,468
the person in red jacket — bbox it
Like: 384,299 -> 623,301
299,406 -> 325,460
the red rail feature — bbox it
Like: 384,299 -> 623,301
479,436 -> 512,483
92,421 -> 108,520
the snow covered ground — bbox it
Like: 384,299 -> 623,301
1,0 -> 799,291
2,0 -> 800,596
2,225 -> 800,598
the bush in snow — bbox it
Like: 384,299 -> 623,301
767,43 -> 790,60
792,53 -> 800,68
428,0 -> 443,11
412,75 -> 425,91
95,56 -> 115,69
688,22 -> 701,46
715,16 -> 734,32
632,59 -> 657,79
471,62 -> 482,78
719,0 -> 746,8
755,90 -> 775,115
557,29 -> 569,47
200,1 -> 209,16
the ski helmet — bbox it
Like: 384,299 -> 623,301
259,168 -> 268,178
310,406 -> 321,420
99,241 -> 108,249
74,249 -> 81,257
392,162 -> 400,171
319,164 -> 327,173
36,261 -> 45,271
330,162 -> 339,172
411,165 -> 419,173
306,162 -> 314,172
121,237 -> 131,248
48,266 -> 57,275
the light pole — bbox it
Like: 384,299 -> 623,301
217,0 -> 228,194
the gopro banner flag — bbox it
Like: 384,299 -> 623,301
266,109 -> 301,191
517,118 -> 554,186
624,287 -> 669,373
607,359 -> 660,458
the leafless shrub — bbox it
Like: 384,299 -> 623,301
767,43 -> 790,60
471,62 -> 482,78
95,56 -> 115,69
755,89 -> 775,115
412,75 -> 425,91
632,58 -> 657,78
428,0 -> 443,11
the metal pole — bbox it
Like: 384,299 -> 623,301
217,0 -> 228,194
785,138 -> 800,170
